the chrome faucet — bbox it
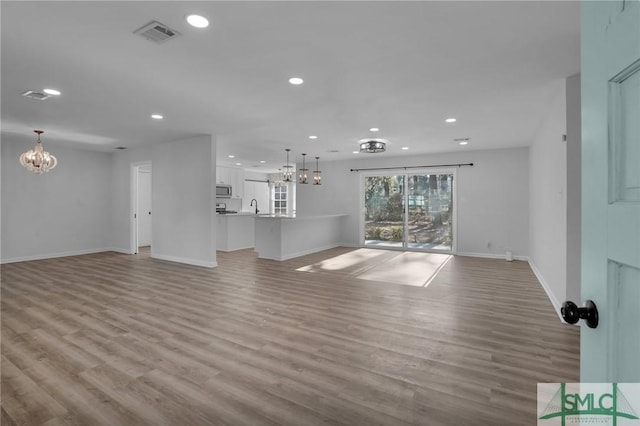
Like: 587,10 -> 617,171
250,199 -> 259,214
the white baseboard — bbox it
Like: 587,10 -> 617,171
259,243 -> 342,261
456,251 -> 529,261
107,247 -> 134,255
0,247 -> 125,264
151,253 -> 217,268
339,242 -> 361,248
2,248 -> 217,269
216,245 -> 254,252
528,259 -> 565,323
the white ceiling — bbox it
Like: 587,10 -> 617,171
1,1 -> 579,171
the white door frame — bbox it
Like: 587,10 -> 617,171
130,160 -> 152,254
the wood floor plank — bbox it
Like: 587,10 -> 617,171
1,247 -> 579,425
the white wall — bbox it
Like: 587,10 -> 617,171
528,78 -> 568,313
153,136 -> 216,266
110,135 -> 217,267
1,140 -> 113,262
243,170 -> 270,214
244,170 -> 269,181
297,147 -> 530,258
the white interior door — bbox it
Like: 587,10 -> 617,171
581,0 -> 640,382
137,170 -> 152,247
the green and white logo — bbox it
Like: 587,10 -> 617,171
538,383 -> 640,425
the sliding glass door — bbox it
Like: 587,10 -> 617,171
363,171 -> 454,252
364,175 -> 405,247
407,173 -> 453,251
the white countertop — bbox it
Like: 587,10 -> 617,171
218,213 -> 347,219
255,214 -> 347,220
217,212 -> 260,217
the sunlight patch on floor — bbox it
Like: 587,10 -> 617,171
296,248 -> 391,273
297,249 -> 452,287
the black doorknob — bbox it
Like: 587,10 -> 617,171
561,300 -> 599,328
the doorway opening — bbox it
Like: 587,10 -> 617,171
130,161 -> 152,254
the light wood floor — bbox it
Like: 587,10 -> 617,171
1,248 -> 579,425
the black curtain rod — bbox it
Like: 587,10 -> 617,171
349,163 -> 473,172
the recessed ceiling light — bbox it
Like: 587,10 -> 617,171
43,88 -> 61,96
228,155 -> 235,158
259,160 -> 266,164
445,118 -> 457,123
369,127 -> 379,132
235,162 -> 242,166
459,141 -> 468,145
308,135 -> 318,139
401,147 -> 409,150
454,138 -> 470,145
352,151 -> 359,154
151,114 -> 163,120
186,14 -> 209,28
288,77 -> 304,85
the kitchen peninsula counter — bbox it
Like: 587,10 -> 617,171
216,213 -> 256,251
254,214 -> 347,260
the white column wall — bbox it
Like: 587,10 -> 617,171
110,135 -> 217,268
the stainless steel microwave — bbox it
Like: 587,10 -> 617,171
216,184 -> 232,198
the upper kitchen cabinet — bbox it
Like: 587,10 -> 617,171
216,166 -> 230,184
216,165 -> 244,199
231,168 -> 244,199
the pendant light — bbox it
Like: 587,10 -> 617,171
19,130 -> 58,174
274,168 -> 284,187
299,153 -> 308,184
282,148 -> 293,182
313,156 -> 322,185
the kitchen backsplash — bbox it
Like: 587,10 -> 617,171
215,198 -> 242,211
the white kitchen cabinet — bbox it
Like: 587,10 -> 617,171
216,166 -> 244,199
216,166 -> 230,184
231,168 -> 244,199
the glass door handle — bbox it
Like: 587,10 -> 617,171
561,300 -> 599,328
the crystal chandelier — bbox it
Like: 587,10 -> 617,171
313,156 -> 322,185
298,153 -> 309,184
20,130 -> 58,174
282,148 -> 293,182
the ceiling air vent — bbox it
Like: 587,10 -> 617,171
21,90 -> 50,101
134,20 -> 180,44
